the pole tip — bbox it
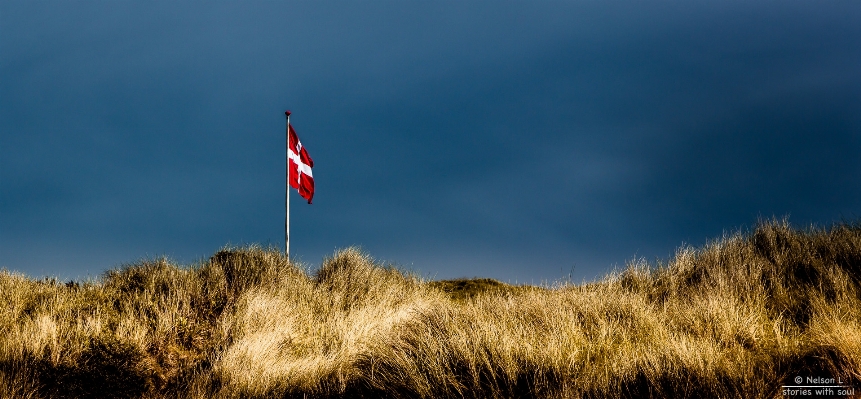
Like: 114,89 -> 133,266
285,110 -> 292,117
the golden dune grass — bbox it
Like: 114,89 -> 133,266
1,218 -> 859,398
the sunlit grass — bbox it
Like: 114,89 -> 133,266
1,218 -> 859,398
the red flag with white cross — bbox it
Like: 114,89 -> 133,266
287,121 -> 314,204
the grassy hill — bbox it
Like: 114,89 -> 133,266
1,218 -> 859,398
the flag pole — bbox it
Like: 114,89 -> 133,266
285,110 -> 291,260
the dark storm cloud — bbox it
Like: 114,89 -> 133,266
2,1 -> 859,282
312,1 -> 861,279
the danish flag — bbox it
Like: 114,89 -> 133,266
288,122 -> 314,204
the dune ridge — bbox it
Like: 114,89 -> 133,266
1,218 -> 859,398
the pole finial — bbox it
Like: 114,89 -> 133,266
285,110 -> 292,117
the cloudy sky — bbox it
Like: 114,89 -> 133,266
2,1 -> 859,284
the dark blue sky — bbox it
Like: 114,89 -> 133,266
2,1 -> 860,283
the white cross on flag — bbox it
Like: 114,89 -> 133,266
288,123 -> 314,203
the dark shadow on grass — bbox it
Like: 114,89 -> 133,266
7,338 -> 154,399
429,278 -> 533,302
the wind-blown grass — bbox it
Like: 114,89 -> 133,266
1,218 -> 859,398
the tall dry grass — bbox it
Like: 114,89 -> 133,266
1,218 -> 859,398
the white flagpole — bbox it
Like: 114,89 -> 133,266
285,110 -> 291,260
